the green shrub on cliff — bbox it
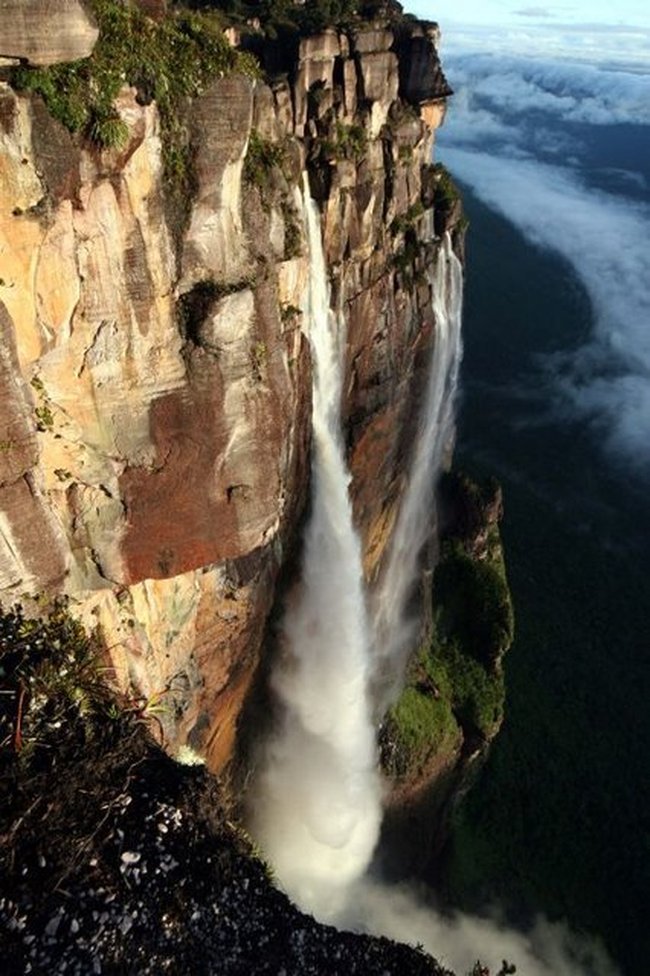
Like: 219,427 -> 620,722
323,121 -> 368,162
383,475 -> 513,781
244,129 -> 287,187
0,601 -> 113,771
431,163 -> 462,207
183,0 -> 390,35
430,638 -> 505,739
11,0 -> 259,193
434,540 -> 514,669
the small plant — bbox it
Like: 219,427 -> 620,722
250,340 -> 268,380
432,162 -> 462,207
324,121 -> 368,162
392,227 -> 422,280
30,375 -> 56,432
122,686 -> 171,744
390,201 -> 425,236
88,109 -> 130,150
35,404 -> 54,432
244,130 -> 286,191
280,303 -> 301,326
281,200 -> 302,259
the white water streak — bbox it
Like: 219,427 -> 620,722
249,182 -> 381,919
373,233 -> 464,701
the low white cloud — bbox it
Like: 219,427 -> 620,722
439,144 -> 650,472
444,52 -> 650,128
513,6 -> 555,17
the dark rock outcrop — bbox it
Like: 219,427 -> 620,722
0,604 -> 454,975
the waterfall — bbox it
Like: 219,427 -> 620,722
250,184 -> 463,926
372,234 -> 463,705
246,196 -> 620,976
249,181 -> 381,919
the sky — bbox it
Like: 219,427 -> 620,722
405,0 -> 650,30
404,0 -> 650,69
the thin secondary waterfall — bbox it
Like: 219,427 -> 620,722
372,234 -> 463,704
249,181 -> 381,919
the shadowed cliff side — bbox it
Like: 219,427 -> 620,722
378,471 -> 514,880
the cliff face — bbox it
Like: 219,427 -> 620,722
0,11 -> 460,773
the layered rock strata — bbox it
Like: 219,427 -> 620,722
0,14 -> 461,773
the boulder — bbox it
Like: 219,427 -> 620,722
0,0 -> 98,67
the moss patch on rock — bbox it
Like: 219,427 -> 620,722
382,472 -> 514,784
382,676 -> 459,780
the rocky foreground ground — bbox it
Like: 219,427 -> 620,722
0,603 -> 455,976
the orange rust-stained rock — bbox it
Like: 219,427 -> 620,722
120,380 -> 229,583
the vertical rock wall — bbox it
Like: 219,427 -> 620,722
0,17 -> 461,773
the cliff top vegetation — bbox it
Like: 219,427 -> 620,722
179,0 -> 414,36
8,0 -> 260,220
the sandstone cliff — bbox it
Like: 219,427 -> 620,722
0,2 -> 462,777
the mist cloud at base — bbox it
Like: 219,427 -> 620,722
339,880 -> 621,976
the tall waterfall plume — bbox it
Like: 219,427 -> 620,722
248,182 -> 381,919
246,193 -> 621,976
372,234 -> 463,704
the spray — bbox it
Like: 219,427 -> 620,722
249,180 -> 381,919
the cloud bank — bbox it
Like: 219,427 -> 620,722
438,22 -> 650,71
439,52 -> 650,474
444,52 -> 650,131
